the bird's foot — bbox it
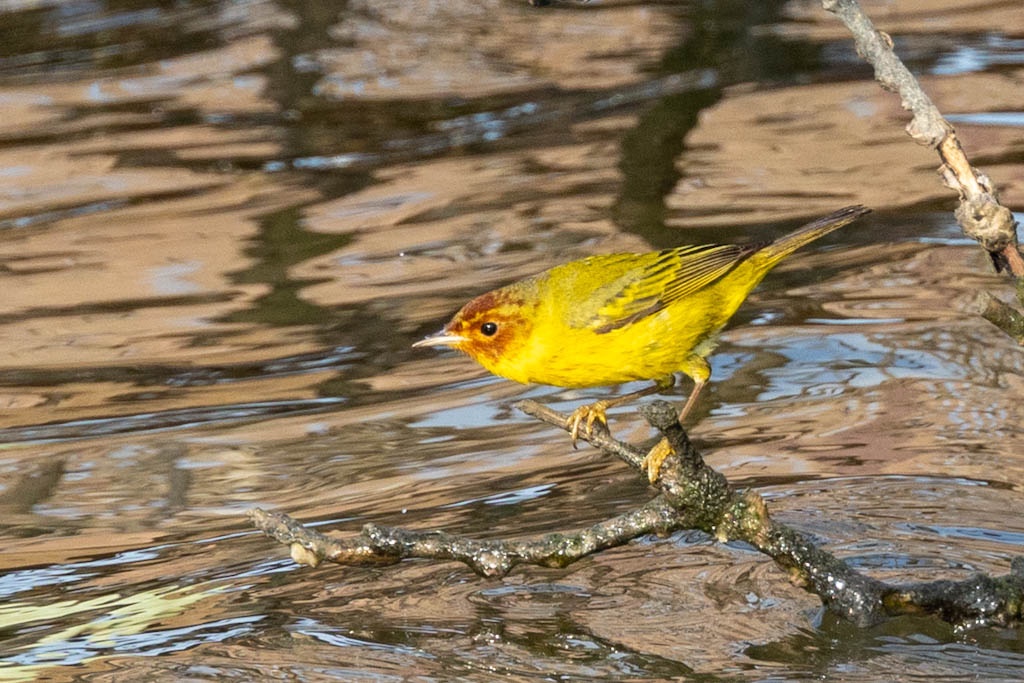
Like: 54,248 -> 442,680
566,400 -> 611,447
641,437 -> 673,483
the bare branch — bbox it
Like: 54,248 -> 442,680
822,0 -> 1021,275
250,495 -> 686,577
977,291 -> 1024,344
250,399 -> 1024,629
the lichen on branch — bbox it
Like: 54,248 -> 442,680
250,399 -> 1024,629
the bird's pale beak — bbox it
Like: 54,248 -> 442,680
412,330 -> 468,348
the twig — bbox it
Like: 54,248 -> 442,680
821,0 -> 1021,277
250,495 -> 686,577
515,399 -> 648,471
977,291 -> 1024,344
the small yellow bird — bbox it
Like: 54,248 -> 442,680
415,205 -> 870,481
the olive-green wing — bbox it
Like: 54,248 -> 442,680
580,243 -> 756,333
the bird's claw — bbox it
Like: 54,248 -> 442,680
641,438 -> 674,483
567,402 -> 610,448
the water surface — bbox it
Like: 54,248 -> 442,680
1,0 -> 1023,680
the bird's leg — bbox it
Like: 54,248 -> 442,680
641,357 -> 710,482
567,376 -> 675,447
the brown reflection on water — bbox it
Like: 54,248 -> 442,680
1,0 -> 1024,680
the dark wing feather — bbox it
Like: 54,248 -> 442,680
585,243 -> 757,333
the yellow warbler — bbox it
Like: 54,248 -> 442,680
415,205 -> 870,481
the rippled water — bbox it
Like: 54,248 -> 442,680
1,0 -> 1023,680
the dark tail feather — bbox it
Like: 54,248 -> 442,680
759,205 -> 872,264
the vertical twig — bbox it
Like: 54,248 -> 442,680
822,0 -> 1022,276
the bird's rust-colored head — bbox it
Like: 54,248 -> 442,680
413,285 -> 537,381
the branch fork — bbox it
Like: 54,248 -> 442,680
249,399 -> 1024,629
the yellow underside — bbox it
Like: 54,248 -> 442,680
476,259 -> 766,389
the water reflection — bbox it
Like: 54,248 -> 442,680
1,0 -> 1023,680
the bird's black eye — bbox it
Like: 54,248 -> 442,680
480,322 -> 498,336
